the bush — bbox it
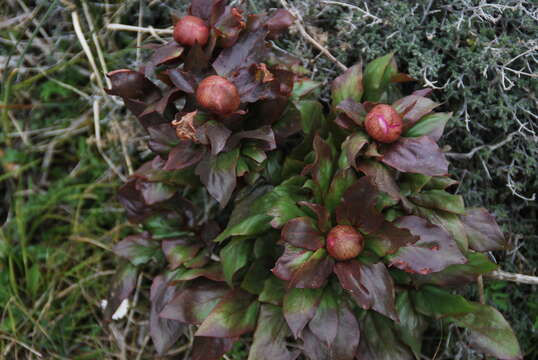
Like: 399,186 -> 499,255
105,0 -> 527,358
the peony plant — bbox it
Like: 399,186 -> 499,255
105,1 -> 522,359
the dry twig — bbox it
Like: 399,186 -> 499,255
279,0 -> 348,71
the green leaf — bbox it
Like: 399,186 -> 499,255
331,63 -> 363,107
404,112 -> 452,139
221,238 -> 254,285
296,100 -> 325,135
162,239 -> 202,269
283,287 -> 323,338
302,134 -> 335,198
325,169 -> 357,214
214,214 -> 272,243
359,311 -> 414,360
248,305 -> 297,360
410,190 -> 465,215
112,234 -> 160,266
411,285 -> 475,318
26,263 -> 41,298
363,53 -> 396,102
451,304 -> 522,360
400,173 -> 431,195
242,142 -> 267,163
241,257 -> 273,295
292,79 -> 321,100
341,132 -> 369,170
196,290 -> 260,338
395,292 -> 428,360
259,276 -> 286,306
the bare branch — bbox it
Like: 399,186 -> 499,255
279,0 -> 348,71
486,270 -> 538,285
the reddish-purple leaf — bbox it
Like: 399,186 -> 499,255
368,221 -> 419,256
231,65 -> 280,104
298,201 -> 330,233
184,42 -> 211,72
168,69 -> 198,93
104,263 -> 137,321
302,327 -> 330,360
308,289 -> 338,347
461,208 -> 506,252
392,95 -> 439,129
150,275 -> 186,354
334,260 -> 398,321
336,176 -> 384,233
106,69 -> 161,103
336,99 -> 367,126
358,160 -> 401,201
302,134 -> 335,196
195,149 -> 240,207
213,28 -> 268,76
281,217 -> 324,251
283,287 -> 323,338
195,289 -> 260,338
191,337 -> 236,360
331,305 -> 360,360
227,125 -> 276,151
413,252 -> 497,288
265,9 -> 295,39
214,5 -> 246,48
144,41 -> 184,77
190,0 -> 226,23
148,123 -> 180,155
272,246 -> 334,289
164,140 -> 206,171
248,304 -> 300,360
137,180 -> 176,206
160,280 -> 229,324
162,238 -> 203,269
117,179 -> 157,223
196,121 -> 232,155
381,136 -> 449,176
390,216 -> 467,274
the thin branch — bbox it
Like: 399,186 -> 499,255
279,0 -> 348,71
106,23 -> 173,35
446,131 -> 520,159
486,270 -> 538,285
321,0 -> 382,24
71,11 -> 106,96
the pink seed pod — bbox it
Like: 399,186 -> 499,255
173,16 -> 209,46
364,104 -> 403,143
326,225 -> 364,261
196,75 -> 241,115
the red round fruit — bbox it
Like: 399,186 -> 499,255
364,104 -> 403,143
196,75 -> 241,115
326,225 -> 364,261
173,16 -> 209,46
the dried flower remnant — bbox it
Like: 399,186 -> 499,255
172,111 -> 198,141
